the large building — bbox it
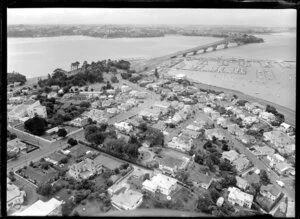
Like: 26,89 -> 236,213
111,189 -> 143,210
142,173 -> 177,196
68,158 -> 103,180
12,198 -> 63,216
7,178 -> 26,211
227,187 -> 253,208
26,100 -> 47,118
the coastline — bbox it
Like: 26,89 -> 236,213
183,76 -> 295,126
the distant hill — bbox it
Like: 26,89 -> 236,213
7,72 -> 27,85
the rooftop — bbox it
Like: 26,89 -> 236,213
261,184 -> 281,197
13,198 -> 62,216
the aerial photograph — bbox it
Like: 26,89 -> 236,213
6,8 -> 295,217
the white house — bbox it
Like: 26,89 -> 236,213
68,158 -> 103,180
222,150 -> 240,163
111,189 -> 143,211
142,173 -> 177,196
7,179 -> 26,211
227,187 -> 253,208
260,184 -> 281,202
114,122 -> 133,134
259,112 -> 276,122
27,101 -> 47,118
12,198 -> 63,216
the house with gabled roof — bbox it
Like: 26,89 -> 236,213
260,184 -> 281,202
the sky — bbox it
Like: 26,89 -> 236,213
7,8 -> 296,27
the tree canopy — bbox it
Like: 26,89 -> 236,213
24,115 -> 48,136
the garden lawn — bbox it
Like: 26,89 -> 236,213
94,153 -> 124,170
19,166 -> 57,185
74,199 -> 106,216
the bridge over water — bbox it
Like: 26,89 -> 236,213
133,36 -> 246,72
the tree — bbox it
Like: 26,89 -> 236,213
233,94 -> 238,99
68,138 -> 78,146
110,75 -> 119,83
197,193 -> 213,213
80,101 -> 91,108
206,157 -> 215,172
143,173 -> 150,181
24,115 -> 48,136
36,182 -> 53,196
57,128 -> 68,137
259,170 -> 270,185
222,144 -> 229,151
236,99 -> 248,106
145,127 -> 164,147
210,187 -> 220,202
219,160 -> 234,172
266,105 -> 277,115
209,152 -> 221,165
154,68 -> 159,78
62,200 -> 75,216
220,175 -> 237,188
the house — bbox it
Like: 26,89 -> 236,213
114,122 -> 133,134
259,112 -> 276,122
252,108 -> 263,115
102,99 -> 114,108
286,201 -> 295,217
12,198 -> 63,216
260,184 -> 281,202
279,122 -> 292,133
126,98 -> 139,107
117,132 -> 130,143
274,162 -> 292,175
210,111 -> 221,121
263,131 -> 294,148
121,85 -> 132,93
217,117 -> 226,126
238,135 -> 256,145
186,124 -> 201,132
139,108 -> 161,121
168,136 -> 193,152
205,128 -> 226,141
69,117 -> 89,127
203,107 -> 214,115
142,173 -> 177,196
243,116 -> 259,126
84,109 -> 107,123
7,179 -> 26,211
235,176 -> 250,191
118,103 -> 133,111
267,153 -> 285,163
174,74 -> 187,81
222,150 -> 240,163
47,92 -> 58,99
216,197 -> 225,207
68,158 -> 103,180
155,154 -> 191,176
152,120 -> 166,131
51,85 -> 60,92
245,102 -> 255,112
46,127 -> 60,135
250,145 -> 275,157
7,138 -> 27,152
26,101 -> 47,118
181,129 -> 200,139
280,144 -> 295,155
111,189 -> 143,211
232,156 -> 250,172
227,124 -> 244,136
188,172 -> 213,189
107,107 -> 119,116
227,187 -> 253,208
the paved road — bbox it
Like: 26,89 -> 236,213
8,80 -> 160,173
7,130 -> 85,172
99,208 -> 212,217
228,136 -> 295,202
